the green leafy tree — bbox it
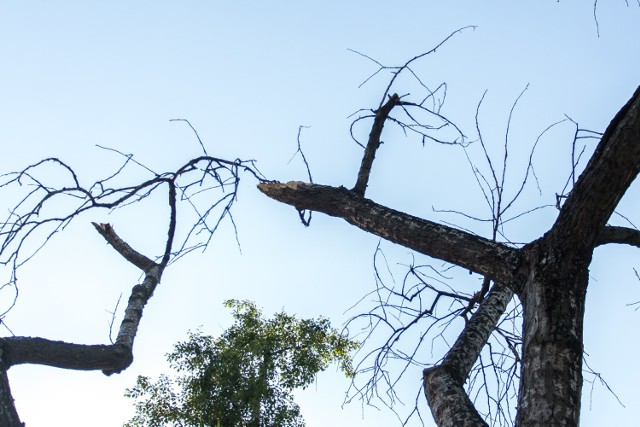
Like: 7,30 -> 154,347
125,300 -> 358,427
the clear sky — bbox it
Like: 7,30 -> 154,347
0,1 -> 639,426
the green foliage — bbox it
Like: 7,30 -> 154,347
125,300 -> 358,427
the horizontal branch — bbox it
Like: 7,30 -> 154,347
0,224 -> 167,376
258,182 -> 524,285
596,225 -> 640,248
1,337 -> 131,374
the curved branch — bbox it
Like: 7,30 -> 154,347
1,223 -> 167,376
439,283 -> 514,383
423,367 -> 488,427
258,181 -> 525,286
596,225 -> 640,248
424,283 -> 513,427
91,224 -> 166,371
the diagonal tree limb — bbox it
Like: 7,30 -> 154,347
353,93 -> 401,196
92,222 -> 157,272
550,86 -> 640,253
424,283 -> 514,427
258,181 -> 525,286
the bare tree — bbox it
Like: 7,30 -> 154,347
1,23 -> 638,427
258,30 -> 640,426
0,143 -> 263,426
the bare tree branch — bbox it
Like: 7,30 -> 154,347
258,181 -> 524,286
353,93 -> 401,196
596,225 -> 640,248
550,85 -> 640,253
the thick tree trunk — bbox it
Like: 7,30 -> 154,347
515,243 -> 589,427
515,86 -> 640,426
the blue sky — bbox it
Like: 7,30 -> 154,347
1,2 -> 639,426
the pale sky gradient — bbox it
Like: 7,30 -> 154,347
1,2 -> 639,426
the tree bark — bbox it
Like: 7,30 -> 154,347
260,85 -> 640,427
515,86 -> 640,426
550,86 -> 640,252
258,182 -> 524,286
0,349 -> 23,427
1,338 -> 132,373
515,242 -> 588,426
596,225 -> 640,248
424,283 -> 513,427
353,93 -> 401,196
0,223 -> 169,424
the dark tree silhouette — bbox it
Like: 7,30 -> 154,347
0,24 -> 638,427
0,144 -> 264,426
258,33 -> 640,426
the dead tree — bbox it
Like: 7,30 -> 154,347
0,142 -> 262,426
259,35 -> 640,426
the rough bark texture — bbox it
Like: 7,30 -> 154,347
438,283 -> 514,383
260,85 -> 640,426
0,223 -> 169,422
424,283 -> 513,427
515,242 -> 589,426
258,182 -> 524,286
424,366 -> 489,427
551,86 -> 640,252
0,349 -> 23,427
515,86 -> 640,427
1,338 -> 132,373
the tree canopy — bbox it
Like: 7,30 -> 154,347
125,300 -> 357,427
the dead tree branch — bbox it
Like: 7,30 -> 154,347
259,181 -> 524,286
0,142 -> 262,425
424,283 -> 513,427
